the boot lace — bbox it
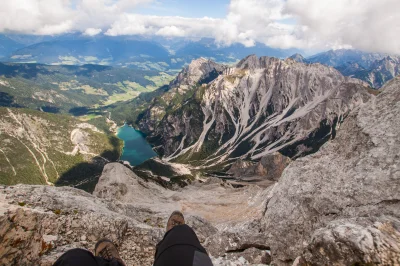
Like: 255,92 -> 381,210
99,246 -> 114,260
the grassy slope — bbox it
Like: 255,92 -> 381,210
0,107 -> 122,192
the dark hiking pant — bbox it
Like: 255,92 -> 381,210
53,224 -> 213,266
154,224 -> 213,266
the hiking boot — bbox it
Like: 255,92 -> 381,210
95,238 -> 126,266
166,210 -> 185,232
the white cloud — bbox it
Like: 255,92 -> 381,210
83,28 -> 102,36
0,0 -> 153,35
105,15 -> 220,39
0,0 -> 399,54
0,0 -> 75,35
284,0 -> 400,54
156,26 -> 185,37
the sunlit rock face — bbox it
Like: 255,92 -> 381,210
139,55 -> 371,168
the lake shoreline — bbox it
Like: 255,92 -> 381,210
116,124 -> 157,166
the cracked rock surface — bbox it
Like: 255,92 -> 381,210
262,76 -> 400,265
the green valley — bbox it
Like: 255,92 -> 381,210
0,63 -> 175,114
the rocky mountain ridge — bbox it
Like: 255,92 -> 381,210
306,49 -> 387,69
138,55 -> 371,170
300,49 -> 400,88
0,75 -> 399,265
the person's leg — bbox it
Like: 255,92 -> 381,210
53,239 -> 126,266
154,211 -> 213,266
53,248 -> 105,266
155,224 -> 208,259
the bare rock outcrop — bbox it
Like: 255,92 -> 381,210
93,162 -> 167,203
0,185 -> 163,266
262,76 -> 400,265
304,216 -> 400,265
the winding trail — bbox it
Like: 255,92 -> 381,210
0,149 -> 16,176
7,109 -> 55,185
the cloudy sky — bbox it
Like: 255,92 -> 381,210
1,0 -> 399,54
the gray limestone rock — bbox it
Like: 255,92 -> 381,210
0,185 -> 163,266
262,76 -> 400,265
93,162 -> 168,203
1,58 -> 398,266
303,216 -> 400,265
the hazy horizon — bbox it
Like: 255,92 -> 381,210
1,0 -> 399,55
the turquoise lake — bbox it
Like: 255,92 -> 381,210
117,124 -> 157,166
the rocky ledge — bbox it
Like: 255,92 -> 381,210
0,162 -> 272,265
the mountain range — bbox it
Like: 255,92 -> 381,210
0,33 -> 399,266
0,2 -> 400,265
294,49 -> 400,88
1,34 -> 399,89
0,38 -> 399,265
0,34 -> 300,72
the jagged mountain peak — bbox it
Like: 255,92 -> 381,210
171,57 -> 225,88
288,53 -> 305,63
187,57 -> 213,67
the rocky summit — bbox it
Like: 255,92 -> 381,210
0,73 -> 399,265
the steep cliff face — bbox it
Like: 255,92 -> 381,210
139,55 -> 371,168
262,76 -> 400,265
365,56 -> 400,88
